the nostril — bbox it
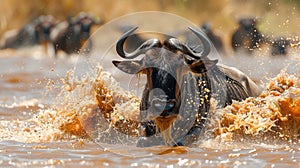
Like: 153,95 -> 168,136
153,102 -> 164,110
151,98 -> 176,116
152,99 -> 166,111
164,100 -> 176,111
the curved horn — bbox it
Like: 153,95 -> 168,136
164,27 -> 211,59
116,26 -> 162,59
188,26 -> 211,57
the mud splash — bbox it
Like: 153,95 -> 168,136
210,70 -> 300,144
60,65 -> 300,146
54,66 -> 141,143
0,101 -> 83,143
1,62 -> 299,147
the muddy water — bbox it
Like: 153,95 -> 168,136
0,46 -> 300,168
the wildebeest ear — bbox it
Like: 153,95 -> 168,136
112,60 -> 144,74
189,59 -> 218,73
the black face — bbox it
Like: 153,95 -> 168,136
80,17 -> 94,39
113,26 -> 214,120
147,67 -> 178,117
34,15 -> 55,43
41,21 -> 54,41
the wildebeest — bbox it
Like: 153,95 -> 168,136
201,22 -> 225,55
108,27 -> 262,147
50,12 -> 102,56
270,37 -> 290,56
0,15 -> 55,49
231,17 -> 264,53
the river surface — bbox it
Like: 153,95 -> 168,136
0,43 -> 299,168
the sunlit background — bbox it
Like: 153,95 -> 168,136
0,0 -> 300,167
1,0 -> 300,41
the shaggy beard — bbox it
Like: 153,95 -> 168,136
154,115 -> 178,146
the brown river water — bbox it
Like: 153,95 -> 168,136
0,44 -> 299,168
1,12 -> 300,168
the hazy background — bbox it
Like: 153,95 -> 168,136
1,0 -> 300,44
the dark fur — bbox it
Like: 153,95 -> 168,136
51,13 -> 101,56
137,64 -> 250,147
231,18 -> 264,53
1,15 -> 55,49
112,27 -> 261,147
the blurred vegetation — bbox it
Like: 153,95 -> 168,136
1,0 -> 300,42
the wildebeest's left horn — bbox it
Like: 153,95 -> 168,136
116,26 -> 162,59
164,27 -> 211,59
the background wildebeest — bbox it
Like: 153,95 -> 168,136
231,17 -> 264,53
0,15 -> 55,49
50,12 -> 102,56
108,27 -> 262,147
270,36 -> 290,56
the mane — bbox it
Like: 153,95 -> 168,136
208,67 -> 250,106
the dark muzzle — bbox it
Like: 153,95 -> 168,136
151,96 -> 176,117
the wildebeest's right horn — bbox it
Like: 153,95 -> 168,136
188,27 -> 211,57
116,26 -> 162,59
164,27 -> 211,59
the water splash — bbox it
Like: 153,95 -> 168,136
0,61 -> 299,148
209,70 -> 300,144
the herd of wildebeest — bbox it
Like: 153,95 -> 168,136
0,12 -> 297,57
0,12 -> 103,56
203,17 -> 296,56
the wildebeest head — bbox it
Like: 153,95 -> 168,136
35,15 -> 55,43
74,12 -> 101,40
113,27 -> 217,134
271,37 -> 290,56
239,18 -> 256,31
